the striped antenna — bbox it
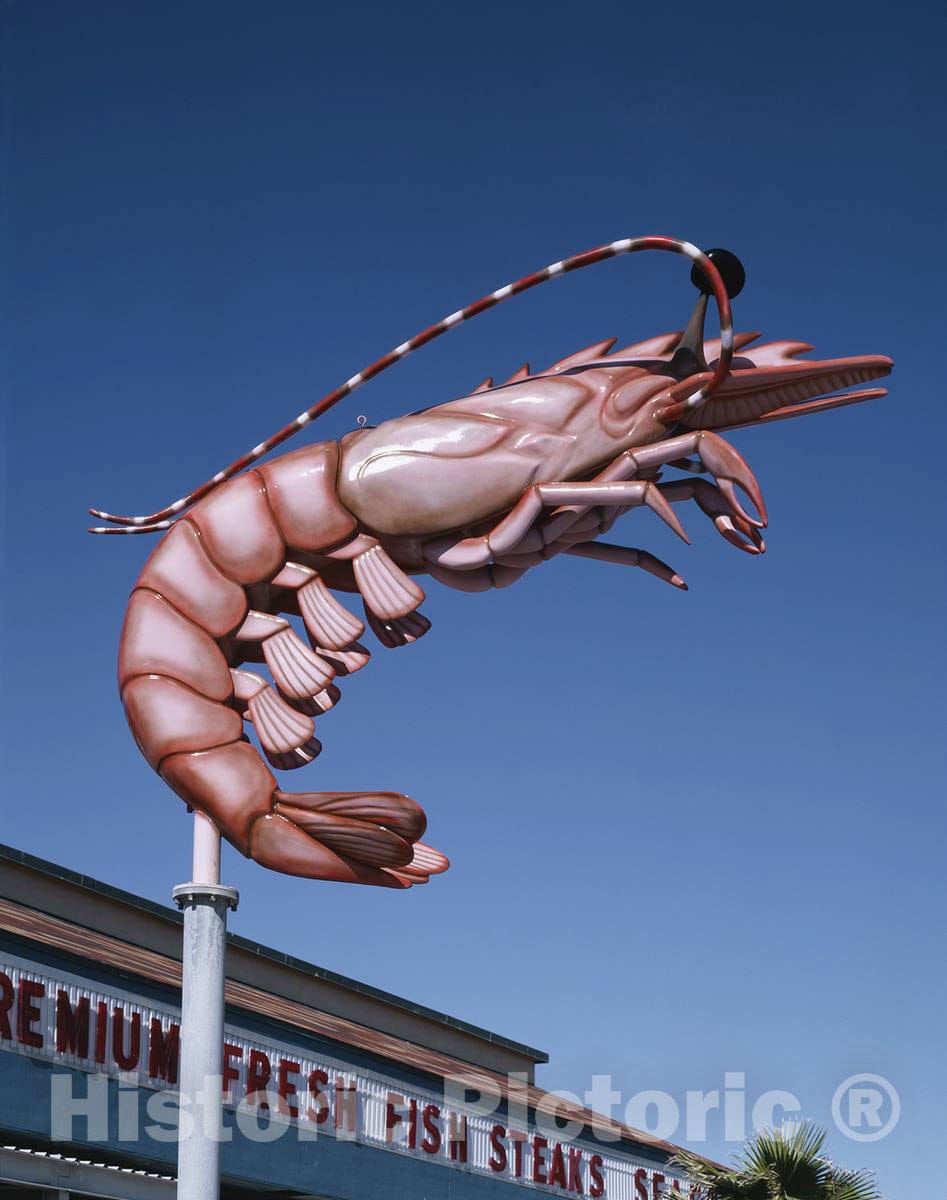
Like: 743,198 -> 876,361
89,236 -> 733,535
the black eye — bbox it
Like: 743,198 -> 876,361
691,247 -> 746,299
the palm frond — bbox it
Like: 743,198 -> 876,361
823,1166 -> 881,1200
670,1149 -> 769,1200
739,1123 -> 832,1198
670,1125 -> 881,1200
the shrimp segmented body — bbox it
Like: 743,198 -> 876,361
96,238 -> 892,885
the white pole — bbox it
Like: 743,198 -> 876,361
191,810 -> 221,886
172,813 -> 239,1200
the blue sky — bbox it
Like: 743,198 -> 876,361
3,0 -> 945,1192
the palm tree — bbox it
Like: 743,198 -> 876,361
671,1123 -> 880,1200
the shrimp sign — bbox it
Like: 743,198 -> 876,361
90,238 -> 891,888
3,953 -> 691,1198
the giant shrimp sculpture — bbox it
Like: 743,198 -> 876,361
90,238 -> 891,888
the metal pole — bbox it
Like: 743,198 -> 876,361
172,813 -> 239,1200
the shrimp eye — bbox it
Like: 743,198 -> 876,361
691,247 -> 746,299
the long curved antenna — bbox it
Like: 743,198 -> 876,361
89,236 -> 733,535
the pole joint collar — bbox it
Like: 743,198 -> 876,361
172,882 -> 240,911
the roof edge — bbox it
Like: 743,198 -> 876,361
0,842 -> 548,1065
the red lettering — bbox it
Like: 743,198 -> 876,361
386,1092 -> 404,1143
112,1007 -> 140,1070
568,1146 -> 584,1194
94,1002 -> 108,1064
532,1135 -> 548,1184
489,1124 -> 507,1172
421,1103 -> 441,1154
635,1167 -> 649,1200
510,1130 -> 528,1178
18,980 -> 45,1048
222,1043 -> 243,1097
246,1049 -> 271,1107
56,991 -> 90,1056
549,1143 -> 567,1188
0,973 -> 14,1039
653,1173 -> 666,1200
590,1154 -> 605,1198
407,1097 -> 418,1148
306,1068 -> 329,1124
335,1078 -> 357,1134
278,1059 -> 300,1119
147,1019 -> 179,1083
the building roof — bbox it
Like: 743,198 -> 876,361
0,842 -> 697,1165
0,841 -> 546,1075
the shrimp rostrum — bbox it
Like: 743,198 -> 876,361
92,239 -> 892,886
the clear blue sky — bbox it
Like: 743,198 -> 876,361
3,1 -> 944,1192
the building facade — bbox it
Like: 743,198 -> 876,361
0,845 -> 692,1199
